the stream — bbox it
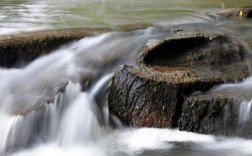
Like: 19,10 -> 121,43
0,0 -> 252,156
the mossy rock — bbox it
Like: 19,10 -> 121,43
108,28 -> 251,128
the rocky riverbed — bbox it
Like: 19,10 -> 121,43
1,24 -> 252,139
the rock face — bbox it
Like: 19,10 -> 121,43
179,94 -> 241,136
179,93 -> 252,138
108,29 -> 251,129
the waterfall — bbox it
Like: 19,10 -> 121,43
0,27 -> 171,155
0,78 -> 113,155
58,74 -> 113,146
1,27 -> 252,156
0,81 -> 81,153
239,100 -> 252,124
0,112 -> 21,154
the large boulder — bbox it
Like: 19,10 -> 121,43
108,29 -> 251,128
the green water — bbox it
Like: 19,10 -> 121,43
0,0 -> 251,34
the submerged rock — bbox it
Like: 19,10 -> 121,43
218,8 -> 252,18
108,29 -> 251,128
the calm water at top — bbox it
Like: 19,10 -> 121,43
0,0 -> 251,35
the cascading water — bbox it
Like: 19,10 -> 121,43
1,27 -> 252,156
0,27 -> 171,155
239,100 -> 252,123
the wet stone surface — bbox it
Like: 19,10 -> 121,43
109,28 -> 251,132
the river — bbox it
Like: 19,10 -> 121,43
0,0 -> 251,34
0,0 -> 252,156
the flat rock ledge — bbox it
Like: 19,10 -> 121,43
108,28 -> 251,137
0,23 -> 152,68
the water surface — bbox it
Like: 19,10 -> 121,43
0,0 -> 251,35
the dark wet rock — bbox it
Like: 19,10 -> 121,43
108,29 -> 251,128
179,94 -> 241,135
0,28 -> 108,68
179,93 -> 252,138
218,8 -> 252,18
0,23 -> 152,68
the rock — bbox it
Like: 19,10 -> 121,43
0,23 -> 152,68
108,28 -> 251,128
0,23 -> 153,116
179,93 -> 252,138
218,8 -> 252,18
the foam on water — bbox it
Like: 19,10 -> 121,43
6,128 -> 252,156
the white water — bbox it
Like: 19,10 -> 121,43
1,27 -> 252,156
6,128 -> 252,156
0,27 -> 170,155
239,100 -> 252,123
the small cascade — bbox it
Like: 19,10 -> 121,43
0,29 -> 170,155
0,77 -> 114,154
239,100 -> 252,124
0,112 -> 21,155
58,74 -> 113,146
58,92 -> 104,145
0,81 -> 81,153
